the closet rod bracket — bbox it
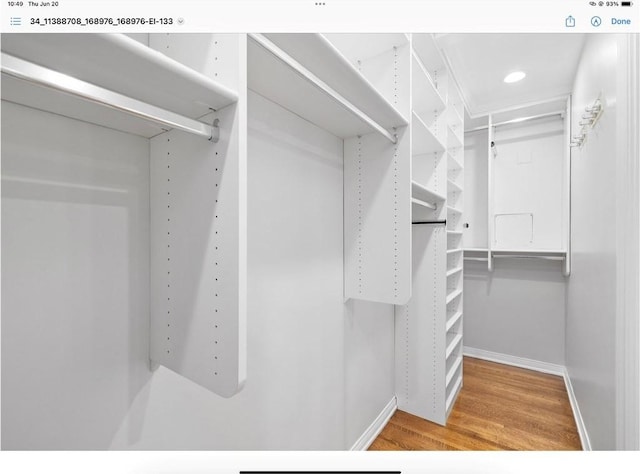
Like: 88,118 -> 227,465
209,117 -> 220,143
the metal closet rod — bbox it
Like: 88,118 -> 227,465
248,33 -> 398,145
413,220 -> 446,225
1,52 -> 219,141
466,111 -> 563,133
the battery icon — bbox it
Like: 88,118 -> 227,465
621,1 -> 632,5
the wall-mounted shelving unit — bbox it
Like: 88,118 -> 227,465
462,98 -> 570,275
248,33 -> 412,305
1,33 -> 248,398
395,33 -> 464,426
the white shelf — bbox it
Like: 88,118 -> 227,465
492,249 -> 567,257
248,33 -> 408,140
447,230 -> 463,236
448,179 -> 462,193
412,34 -> 446,78
448,125 -> 464,149
447,205 -> 463,215
448,152 -> 463,171
446,248 -> 463,255
446,356 -> 463,387
412,112 -> 446,155
412,180 -> 446,204
445,332 -> 463,359
446,310 -> 463,332
446,266 -> 463,277
1,34 -> 238,138
412,53 -> 446,116
445,374 -> 463,414
324,33 -> 409,65
446,288 -> 463,305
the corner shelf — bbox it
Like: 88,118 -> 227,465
412,112 -> 446,155
446,266 -> 463,277
445,332 -> 463,359
446,310 -> 463,332
446,288 -> 463,305
412,52 -> 447,115
448,179 -> 463,193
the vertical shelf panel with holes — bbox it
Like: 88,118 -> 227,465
247,33 -> 411,305
334,34 -> 412,305
445,71 -> 465,419
149,34 -> 247,398
395,33 -> 464,425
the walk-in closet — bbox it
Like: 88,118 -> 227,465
1,32 -> 638,451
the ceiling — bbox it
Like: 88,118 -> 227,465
436,34 -> 586,119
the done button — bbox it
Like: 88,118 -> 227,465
611,18 -> 632,25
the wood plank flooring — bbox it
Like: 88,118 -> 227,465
369,356 -> 582,451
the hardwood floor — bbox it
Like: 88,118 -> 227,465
369,356 -> 582,451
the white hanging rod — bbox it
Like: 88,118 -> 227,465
248,34 -> 398,145
1,53 -> 218,142
466,111 -> 563,133
412,197 -> 437,210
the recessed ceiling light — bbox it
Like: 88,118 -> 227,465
504,71 -> 526,83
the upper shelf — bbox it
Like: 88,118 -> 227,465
412,180 -> 446,204
412,53 -> 446,117
248,33 -> 408,140
1,34 -> 238,124
412,112 -> 446,155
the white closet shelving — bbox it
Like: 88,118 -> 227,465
463,98 -> 570,274
1,33 -> 248,398
395,33 -> 464,426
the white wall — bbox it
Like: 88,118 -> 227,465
565,34 -> 620,450
463,259 -> 566,365
1,101 -> 151,449
2,92 -> 396,449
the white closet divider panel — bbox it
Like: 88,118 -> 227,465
395,224 -> 446,423
344,127 -> 411,305
149,34 -> 247,398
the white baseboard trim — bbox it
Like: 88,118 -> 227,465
463,346 -> 589,451
463,346 -> 565,376
350,396 -> 397,451
563,367 -> 592,451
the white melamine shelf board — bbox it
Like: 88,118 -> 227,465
448,125 -> 464,149
446,266 -> 463,277
323,33 -> 409,64
446,374 -> 463,414
412,33 -> 446,74
446,356 -> 463,387
412,112 -> 446,155
446,288 -> 463,305
446,248 -> 463,255
492,249 -> 567,257
412,197 -> 437,211
1,34 -> 238,120
445,332 -> 463,359
447,206 -> 463,215
465,247 -> 489,252
412,180 -> 446,204
412,54 -> 446,116
449,104 -> 464,126
447,230 -> 463,236
448,153 -> 463,171
446,310 -> 463,332
249,34 -> 408,139
448,179 -> 462,193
